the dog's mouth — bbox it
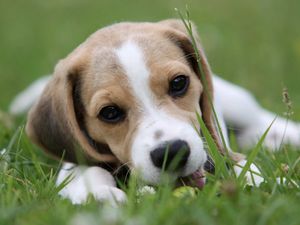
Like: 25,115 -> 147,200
179,156 -> 215,189
179,168 -> 206,188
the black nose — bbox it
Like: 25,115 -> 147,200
150,140 -> 190,170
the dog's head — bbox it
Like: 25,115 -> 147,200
26,19 -> 224,184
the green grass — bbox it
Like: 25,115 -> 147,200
1,1 -> 300,225
1,123 -> 300,225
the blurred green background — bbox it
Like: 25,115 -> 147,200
0,0 -> 300,118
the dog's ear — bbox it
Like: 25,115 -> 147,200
26,59 -> 117,163
160,19 -> 228,156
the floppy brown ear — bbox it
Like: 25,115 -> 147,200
160,19 -> 226,155
26,60 -> 117,163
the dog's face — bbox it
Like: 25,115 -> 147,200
85,39 -> 206,183
26,20 -> 220,184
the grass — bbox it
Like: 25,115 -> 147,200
1,1 -> 300,225
1,125 -> 300,225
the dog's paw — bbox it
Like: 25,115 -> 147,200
91,186 -> 127,205
234,160 -> 264,186
56,164 -> 127,206
59,185 -> 127,205
237,111 -> 300,150
234,160 -> 299,188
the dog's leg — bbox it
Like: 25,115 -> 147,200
213,75 -> 300,150
213,92 -> 264,186
56,163 -> 127,205
9,76 -> 51,115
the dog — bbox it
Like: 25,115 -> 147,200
10,19 -> 300,204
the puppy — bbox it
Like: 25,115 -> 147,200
11,19 -> 300,204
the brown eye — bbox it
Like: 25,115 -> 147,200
169,75 -> 189,97
98,105 -> 125,123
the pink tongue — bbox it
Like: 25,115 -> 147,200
191,169 -> 206,189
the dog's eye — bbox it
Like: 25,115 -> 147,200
98,106 -> 125,123
169,75 -> 189,97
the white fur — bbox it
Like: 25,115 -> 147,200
213,76 -> 300,150
130,114 -> 207,183
115,40 -> 207,184
9,76 -> 51,115
233,159 -> 264,186
115,40 -> 153,114
56,163 -> 126,205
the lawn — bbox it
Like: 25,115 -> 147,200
0,1 -> 300,225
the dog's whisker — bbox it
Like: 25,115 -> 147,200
124,167 -> 133,184
113,161 -> 132,176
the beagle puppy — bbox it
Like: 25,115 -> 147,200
11,19 -> 300,204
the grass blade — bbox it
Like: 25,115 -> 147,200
237,119 -> 275,183
196,113 -> 229,179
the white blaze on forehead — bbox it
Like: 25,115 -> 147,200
115,40 -> 155,112
115,40 -> 206,184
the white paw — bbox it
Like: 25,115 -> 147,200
233,160 -> 299,188
56,164 -> 127,205
59,185 -> 127,205
91,186 -> 127,205
237,111 -> 300,150
234,160 -> 264,186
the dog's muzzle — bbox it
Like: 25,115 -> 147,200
149,139 -> 215,189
